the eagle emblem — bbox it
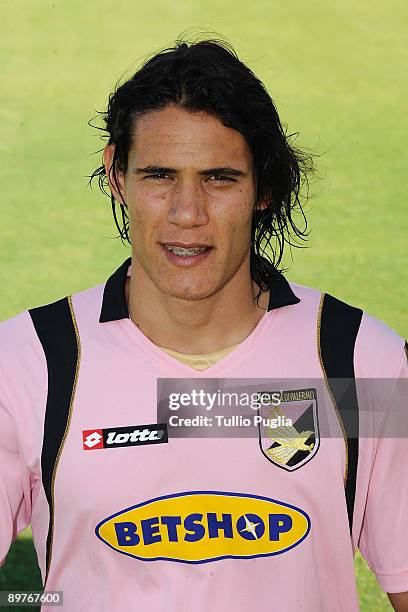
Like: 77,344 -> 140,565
258,388 -> 319,471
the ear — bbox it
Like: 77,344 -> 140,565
254,196 -> 269,212
103,143 -> 126,206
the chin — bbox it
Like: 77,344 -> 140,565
163,280 -> 216,301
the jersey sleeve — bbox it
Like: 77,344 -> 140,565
0,378 -> 33,567
358,340 -> 408,593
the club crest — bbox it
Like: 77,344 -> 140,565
258,388 -> 320,471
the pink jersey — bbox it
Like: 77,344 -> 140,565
0,257 -> 407,611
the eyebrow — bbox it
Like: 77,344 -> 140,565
133,165 -> 247,177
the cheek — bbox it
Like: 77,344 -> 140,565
127,188 -> 166,233
218,190 -> 254,231
211,208 -> 253,259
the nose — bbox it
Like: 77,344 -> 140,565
167,177 -> 209,228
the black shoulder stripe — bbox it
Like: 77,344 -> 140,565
29,296 -> 80,584
319,293 -> 363,535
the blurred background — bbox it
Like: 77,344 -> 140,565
1,0 -> 406,610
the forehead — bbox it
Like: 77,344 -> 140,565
128,106 -> 252,167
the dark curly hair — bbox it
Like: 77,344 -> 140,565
88,37 -> 315,296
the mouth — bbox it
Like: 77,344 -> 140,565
160,243 -> 213,266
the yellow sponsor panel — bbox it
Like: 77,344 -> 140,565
96,491 -> 310,563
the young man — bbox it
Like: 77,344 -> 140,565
0,40 -> 407,611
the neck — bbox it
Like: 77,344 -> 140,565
126,260 -> 269,354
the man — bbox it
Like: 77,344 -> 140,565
0,39 -> 407,611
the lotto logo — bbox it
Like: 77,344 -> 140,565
82,424 -> 168,450
83,429 -> 104,450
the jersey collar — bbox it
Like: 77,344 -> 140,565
99,256 -> 300,323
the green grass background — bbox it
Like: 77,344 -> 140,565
0,0 -> 406,610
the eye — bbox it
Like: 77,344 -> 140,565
209,175 -> 235,183
144,173 -> 171,181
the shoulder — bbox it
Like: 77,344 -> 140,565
288,279 -> 405,375
354,310 -> 405,377
0,309 -> 39,359
0,282 -> 104,371
0,309 -> 46,415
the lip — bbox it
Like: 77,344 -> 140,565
160,242 -> 213,248
159,244 -> 213,267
